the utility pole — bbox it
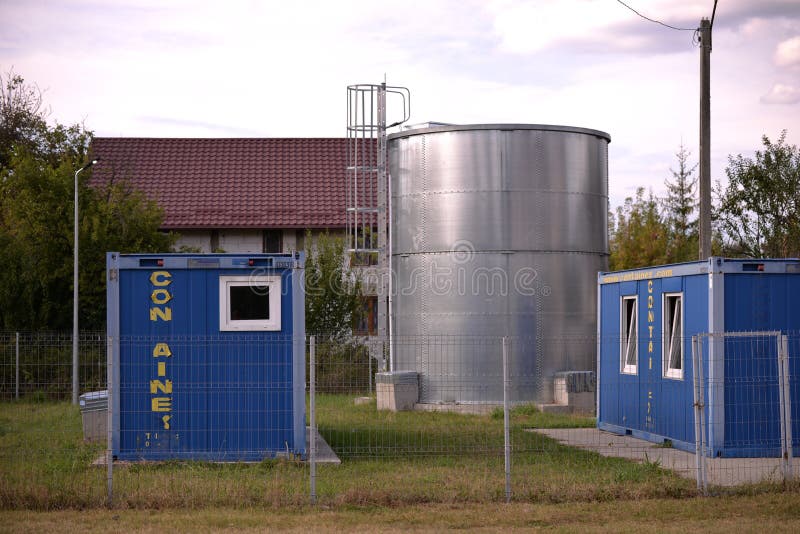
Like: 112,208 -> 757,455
698,17 -> 712,260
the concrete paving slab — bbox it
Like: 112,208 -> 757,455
530,427 -> 798,487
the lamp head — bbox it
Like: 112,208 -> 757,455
79,158 -> 101,171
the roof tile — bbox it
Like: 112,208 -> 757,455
89,137 -> 353,229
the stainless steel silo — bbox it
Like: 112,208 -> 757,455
388,124 -> 610,403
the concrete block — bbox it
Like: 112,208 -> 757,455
552,371 -> 596,415
376,371 -> 418,411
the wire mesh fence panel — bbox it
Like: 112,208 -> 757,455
509,335 -> 697,502
560,330 -> 800,497
0,331 -> 109,508
5,329 -> 800,509
315,335 -> 509,457
0,330 -> 106,402
791,332 -> 800,474
309,335 -> 514,503
108,334 -> 309,507
694,332 -> 799,488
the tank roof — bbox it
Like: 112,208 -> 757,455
388,123 -> 611,143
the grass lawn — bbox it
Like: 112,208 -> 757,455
3,494 -> 800,533
0,395 -> 734,510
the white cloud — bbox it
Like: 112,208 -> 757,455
775,36 -> 800,66
761,83 -> 800,104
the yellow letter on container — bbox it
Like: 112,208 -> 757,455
149,307 -> 172,322
151,288 -> 173,305
151,397 -> 172,412
150,271 -> 172,286
150,379 -> 173,394
153,343 -> 172,357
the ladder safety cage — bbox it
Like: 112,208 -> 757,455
345,83 -> 410,256
346,83 -> 410,349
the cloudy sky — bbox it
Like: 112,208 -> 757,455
2,0 -> 799,206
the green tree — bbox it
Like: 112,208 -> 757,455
609,188 -> 670,270
304,230 -> 362,338
303,230 -> 370,392
0,69 -> 47,169
663,144 -> 698,263
716,131 -> 800,258
0,73 -> 174,330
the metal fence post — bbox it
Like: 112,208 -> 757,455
309,335 -> 317,505
106,335 -> 113,507
778,334 -> 793,483
691,336 -> 701,491
699,336 -> 708,493
15,332 -> 19,400
691,335 -> 707,494
503,336 -> 511,503
369,343 -> 373,395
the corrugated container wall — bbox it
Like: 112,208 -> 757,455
388,124 -> 610,403
107,253 -> 306,461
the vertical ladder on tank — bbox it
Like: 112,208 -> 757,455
346,83 -> 409,370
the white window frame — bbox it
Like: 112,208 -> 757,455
219,275 -> 281,331
620,295 -> 638,375
662,292 -> 684,380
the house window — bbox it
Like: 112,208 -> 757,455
621,295 -> 638,374
219,275 -> 281,331
351,251 -> 379,267
263,229 -> 282,253
663,293 -> 683,379
353,296 -> 378,336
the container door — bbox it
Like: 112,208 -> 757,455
640,278 -> 660,436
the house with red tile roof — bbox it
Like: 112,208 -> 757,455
89,137 -> 347,254
90,137 -> 377,334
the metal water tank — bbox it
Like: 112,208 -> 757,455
388,124 -> 610,403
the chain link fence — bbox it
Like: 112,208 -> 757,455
1,330 -> 798,509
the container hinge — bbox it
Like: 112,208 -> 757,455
109,268 -> 118,281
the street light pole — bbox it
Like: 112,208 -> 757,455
73,157 -> 100,405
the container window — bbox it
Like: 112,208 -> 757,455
621,296 -> 638,374
663,293 -> 683,379
219,275 -> 281,331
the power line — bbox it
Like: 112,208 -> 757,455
615,0 -> 698,31
710,0 -> 718,30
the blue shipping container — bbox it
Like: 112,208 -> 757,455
597,257 -> 800,457
107,253 -> 306,461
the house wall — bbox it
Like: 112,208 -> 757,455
174,229 -> 316,254
283,231 -> 298,253
175,230 -> 212,252
218,229 -> 262,253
